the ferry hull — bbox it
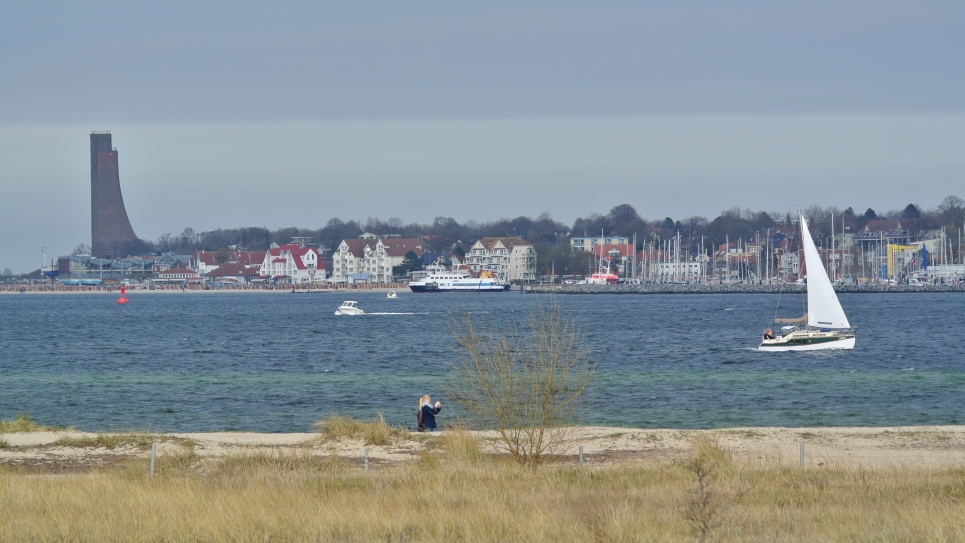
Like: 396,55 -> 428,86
409,283 -> 511,293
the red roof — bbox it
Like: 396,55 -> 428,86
592,244 -> 633,258
204,263 -> 260,277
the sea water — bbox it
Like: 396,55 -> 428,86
1,291 -> 962,432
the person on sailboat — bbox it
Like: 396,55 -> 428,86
762,328 -> 775,340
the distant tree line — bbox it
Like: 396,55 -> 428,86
71,195 -> 965,276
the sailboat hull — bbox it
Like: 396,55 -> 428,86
758,330 -> 856,352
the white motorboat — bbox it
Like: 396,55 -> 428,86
386,291 -> 397,299
335,301 -> 364,316
759,212 -> 856,351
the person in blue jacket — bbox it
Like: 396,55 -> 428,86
419,394 -> 442,431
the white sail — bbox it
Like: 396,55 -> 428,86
800,213 -> 851,329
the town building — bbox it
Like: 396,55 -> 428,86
154,267 -> 201,284
570,236 -> 630,252
193,250 -> 267,276
330,238 -> 425,283
259,244 -> 323,284
465,237 -> 536,282
204,263 -> 262,286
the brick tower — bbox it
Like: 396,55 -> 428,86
90,132 -> 139,257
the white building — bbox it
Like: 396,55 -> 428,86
259,244 -> 323,284
570,236 -> 630,252
331,238 -> 425,283
465,237 -> 536,282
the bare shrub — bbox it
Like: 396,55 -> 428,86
444,299 -> 596,469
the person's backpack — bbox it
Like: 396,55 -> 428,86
417,408 -> 425,431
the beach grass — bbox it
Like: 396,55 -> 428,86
2,435 -> 964,541
0,414 -> 62,433
314,413 -> 410,446
52,431 -> 160,449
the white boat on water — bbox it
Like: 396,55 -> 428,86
759,212 -> 856,351
335,301 -> 364,316
386,291 -> 397,299
408,266 -> 510,293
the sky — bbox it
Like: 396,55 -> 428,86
2,1 -> 964,273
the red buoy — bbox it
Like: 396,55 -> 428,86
117,285 -> 129,304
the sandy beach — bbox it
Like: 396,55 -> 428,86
3,425 -> 963,473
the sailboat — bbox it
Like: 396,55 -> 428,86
759,212 -> 856,351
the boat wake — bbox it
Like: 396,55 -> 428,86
366,312 -> 418,315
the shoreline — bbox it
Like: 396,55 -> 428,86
4,424 -> 964,471
531,282 -> 965,294
4,282 -> 964,295
0,286 -> 406,295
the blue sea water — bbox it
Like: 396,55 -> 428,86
1,291 -> 963,432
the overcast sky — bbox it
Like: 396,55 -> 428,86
2,1 -> 964,273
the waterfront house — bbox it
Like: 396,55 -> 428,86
331,238 -> 425,283
465,237 -> 536,282
154,253 -> 192,272
258,244 -> 323,285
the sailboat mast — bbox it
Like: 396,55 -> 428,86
831,212 -> 835,283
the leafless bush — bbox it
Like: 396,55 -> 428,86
444,299 -> 596,469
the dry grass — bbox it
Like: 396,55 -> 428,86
0,414 -> 62,433
53,431 -> 159,449
314,413 -> 409,446
2,435 -> 964,542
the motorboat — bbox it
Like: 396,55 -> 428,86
386,291 -> 397,299
335,301 -> 364,316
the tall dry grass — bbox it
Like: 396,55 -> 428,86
2,434 -> 964,542
0,414 -> 61,433
314,413 -> 409,445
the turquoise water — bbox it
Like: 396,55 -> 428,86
1,291 -> 962,432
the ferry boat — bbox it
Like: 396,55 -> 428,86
409,267 -> 511,293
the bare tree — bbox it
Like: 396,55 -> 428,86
444,299 -> 596,469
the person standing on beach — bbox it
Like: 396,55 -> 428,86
419,394 -> 442,431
